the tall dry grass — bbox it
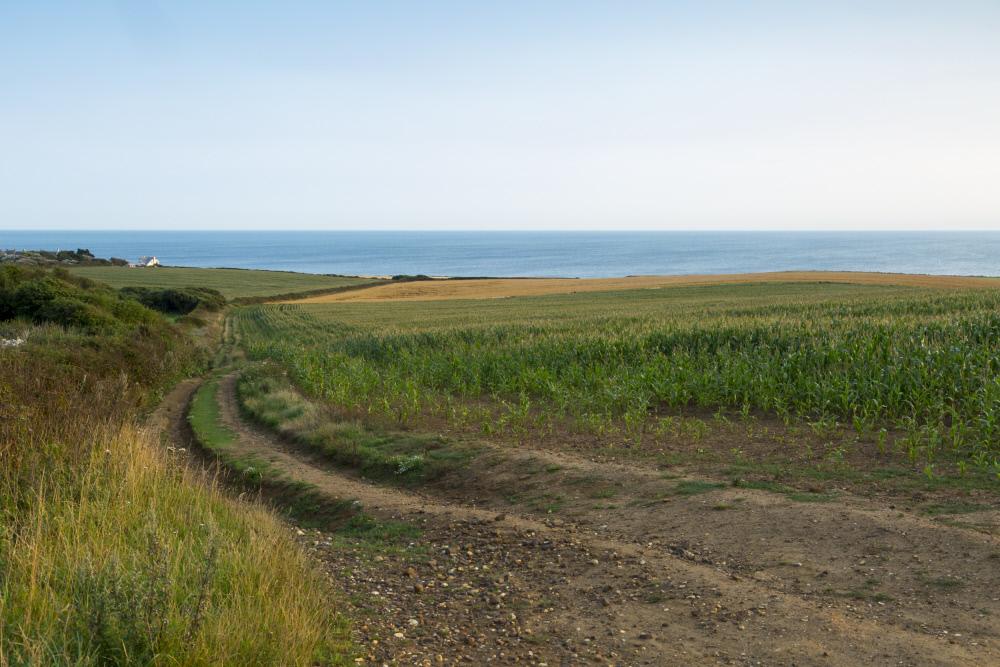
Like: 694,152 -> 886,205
1,423 -> 351,666
1,270 -> 353,665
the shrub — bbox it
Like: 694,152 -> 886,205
11,277 -> 72,314
391,274 -> 432,282
0,267 -> 159,332
35,296 -> 114,330
0,267 -> 20,319
120,286 -> 226,315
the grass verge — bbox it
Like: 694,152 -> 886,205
235,365 -> 477,484
187,378 -> 354,528
1,422 -> 353,665
1,266 -> 355,664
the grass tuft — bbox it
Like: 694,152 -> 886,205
1,424 -> 353,665
236,365 -> 477,483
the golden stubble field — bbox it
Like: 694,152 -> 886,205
286,271 -> 1000,303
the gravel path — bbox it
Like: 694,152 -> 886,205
153,372 -> 995,667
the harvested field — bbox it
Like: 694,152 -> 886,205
287,271 -> 1000,303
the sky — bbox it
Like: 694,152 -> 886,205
2,1 -> 999,231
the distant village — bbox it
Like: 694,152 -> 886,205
0,248 -> 160,268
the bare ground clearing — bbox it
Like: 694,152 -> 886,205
287,271 -> 1000,303
162,373 -> 1000,665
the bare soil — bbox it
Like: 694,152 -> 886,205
153,373 -> 1000,666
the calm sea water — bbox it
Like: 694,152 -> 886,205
3,231 -> 1000,278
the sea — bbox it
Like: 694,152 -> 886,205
3,231 -> 1000,278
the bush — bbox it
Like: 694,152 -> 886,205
120,286 -> 226,315
391,274 -> 432,282
12,276 -> 72,314
35,296 -> 114,330
0,267 -> 20,319
0,265 -> 159,332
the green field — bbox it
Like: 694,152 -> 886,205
232,281 -> 1000,472
70,266 -> 380,299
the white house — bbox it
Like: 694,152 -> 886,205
131,256 -> 161,268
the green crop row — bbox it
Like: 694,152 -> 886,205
231,282 -> 1000,471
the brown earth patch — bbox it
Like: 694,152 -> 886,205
184,372 -> 1000,665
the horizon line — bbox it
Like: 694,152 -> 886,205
5,228 -> 1000,234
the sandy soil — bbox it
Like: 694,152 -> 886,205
286,272 -> 1000,304
154,373 -> 1000,666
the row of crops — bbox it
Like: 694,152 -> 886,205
232,283 -> 1000,470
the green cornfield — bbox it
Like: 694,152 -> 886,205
231,282 -> 1000,470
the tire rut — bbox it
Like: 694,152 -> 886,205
210,372 -> 993,666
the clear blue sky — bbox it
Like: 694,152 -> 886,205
2,2 -> 999,230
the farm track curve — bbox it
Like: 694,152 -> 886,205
156,371 -> 998,666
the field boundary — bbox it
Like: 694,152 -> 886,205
231,279 -> 386,305
285,270 -> 1000,303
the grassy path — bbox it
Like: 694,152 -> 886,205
175,369 -> 1000,666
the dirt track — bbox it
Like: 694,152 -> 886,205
150,373 -> 1000,666
286,272 -> 1000,303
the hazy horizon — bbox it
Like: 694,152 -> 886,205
6,229 -> 1000,279
3,2 -> 999,232
7,228 -> 1000,233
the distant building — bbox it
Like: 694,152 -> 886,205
131,256 -> 161,268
